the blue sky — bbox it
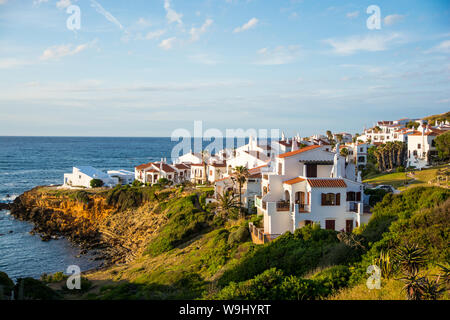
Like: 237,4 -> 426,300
0,0 -> 449,137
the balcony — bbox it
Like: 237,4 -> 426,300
347,201 -> 362,213
276,201 -> 290,212
255,196 -> 267,210
248,222 -> 281,244
293,203 -> 310,214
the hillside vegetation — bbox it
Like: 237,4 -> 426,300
2,185 -> 449,300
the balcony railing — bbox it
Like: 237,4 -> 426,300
248,222 -> 281,244
293,203 -> 310,214
276,201 -> 290,211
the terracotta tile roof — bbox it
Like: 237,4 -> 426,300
278,145 -> 322,158
248,173 -> 262,179
307,179 -> 347,188
283,177 -> 306,185
190,163 -> 205,167
248,163 -> 268,173
135,162 -> 153,170
174,163 -> 190,170
210,161 -> 227,167
146,169 -> 159,173
215,177 -> 231,183
276,140 -> 291,147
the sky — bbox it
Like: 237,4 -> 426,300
0,0 -> 449,137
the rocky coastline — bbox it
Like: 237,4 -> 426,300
9,187 -> 121,267
7,186 -> 167,269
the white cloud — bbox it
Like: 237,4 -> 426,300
32,0 -> 49,6
164,0 -> 183,25
190,19 -> 213,42
346,11 -> 359,19
324,33 -> 402,55
255,45 -> 301,65
233,17 -> 258,33
159,37 -> 176,50
56,0 -> 71,9
90,0 -> 123,30
40,41 -> 95,60
425,40 -> 450,54
0,58 -> 31,69
189,53 -> 219,65
145,29 -> 166,40
384,14 -> 405,26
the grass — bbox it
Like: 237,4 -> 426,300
330,265 -> 449,300
364,165 -> 450,191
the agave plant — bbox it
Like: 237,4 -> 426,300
374,251 -> 396,279
398,274 -> 427,300
420,276 -> 445,300
393,244 -> 428,276
436,264 -> 450,287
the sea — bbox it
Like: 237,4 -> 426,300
0,136 -> 250,280
0,136 -> 204,280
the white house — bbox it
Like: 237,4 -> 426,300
254,145 -> 365,240
214,164 -> 267,210
407,125 -> 446,169
175,151 -> 206,165
64,166 -> 118,188
107,170 -> 135,185
135,160 -> 189,185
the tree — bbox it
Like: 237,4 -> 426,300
201,149 -> 209,184
340,148 -> 349,157
216,190 -> 239,219
434,131 -> 450,161
90,179 -> 104,188
231,166 -> 249,219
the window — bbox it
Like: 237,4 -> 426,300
278,162 -> 283,175
306,164 -> 317,178
321,193 -> 340,206
346,191 -> 356,201
360,147 -> 364,152
418,144 -> 421,149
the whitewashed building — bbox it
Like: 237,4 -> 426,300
64,166 -> 118,188
407,125 -> 446,169
135,161 -> 190,185
254,145 -> 365,239
107,170 -> 135,185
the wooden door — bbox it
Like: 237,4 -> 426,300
325,220 -> 335,230
346,220 -> 353,233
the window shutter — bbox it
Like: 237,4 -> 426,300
335,193 -> 340,206
307,192 -> 310,205
356,192 -> 361,201
346,192 -> 350,201
321,193 -> 325,206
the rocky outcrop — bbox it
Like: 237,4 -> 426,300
10,187 -> 168,265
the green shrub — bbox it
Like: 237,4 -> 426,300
90,179 -> 104,188
144,194 -> 213,256
228,226 -> 250,245
215,268 -> 324,300
310,265 -> 351,295
218,224 -> 339,286
0,271 -> 14,299
14,278 -> 59,300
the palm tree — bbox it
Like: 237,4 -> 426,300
201,149 -> 209,184
216,190 -> 239,219
231,166 -> 249,219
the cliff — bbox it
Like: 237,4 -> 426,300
10,186 -> 171,265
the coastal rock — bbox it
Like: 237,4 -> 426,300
9,186 -> 168,265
